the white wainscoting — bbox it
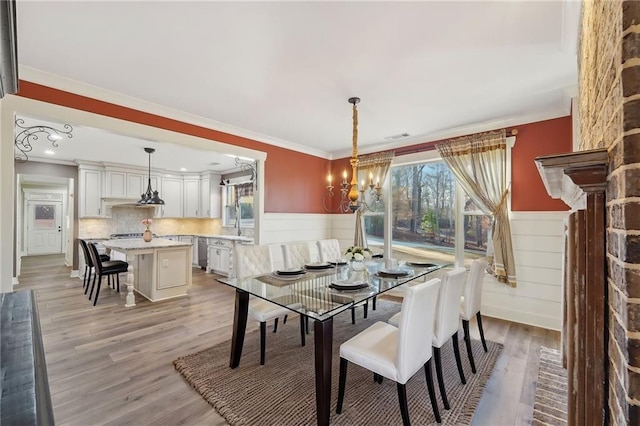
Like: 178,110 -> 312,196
261,211 -> 566,331
481,211 -> 568,331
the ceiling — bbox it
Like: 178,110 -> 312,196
15,1 -> 580,160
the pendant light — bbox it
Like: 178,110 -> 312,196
137,147 -> 165,205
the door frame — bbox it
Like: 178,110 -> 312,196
21,187 -> 68,259
25,198 -> 63,255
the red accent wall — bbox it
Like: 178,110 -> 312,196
509,117 -> 571,211
17,81 -> 330,213
17,81 -> 571,213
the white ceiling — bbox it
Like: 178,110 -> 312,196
15,1 -> 580,160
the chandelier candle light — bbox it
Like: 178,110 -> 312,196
324,97 -> 383,213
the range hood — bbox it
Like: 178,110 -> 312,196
102,197 -> 155,208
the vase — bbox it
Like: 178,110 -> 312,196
143,228 -> 153,242
350,260 -> 365,271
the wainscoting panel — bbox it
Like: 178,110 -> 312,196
481,211 -> 568,331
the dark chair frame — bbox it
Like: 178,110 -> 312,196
78,239 -> 110,293
87,242 -> 128,306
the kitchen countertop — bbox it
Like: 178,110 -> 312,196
197,235 -> 253,242
80,234 -> 253,243
103,238 -> 193,250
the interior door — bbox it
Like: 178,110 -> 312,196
27,201 -> 63,255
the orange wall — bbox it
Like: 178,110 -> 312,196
509,117 -> 571,211
16,81 -> 571,213
333,117 -> 573,212
16,81 -> 330,213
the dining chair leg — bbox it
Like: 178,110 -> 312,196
373,373 -> 383,384
363,301 -> 368,319
259,321 -> 267,365
82,265 -> 89,289
452,331 -> 466,384
85,269 -> 94,295
116,274 -> 120,293
283,314 -> 288,324
336,358 -> 348,414
88,273 -> 98,299
299,315 -> 306,347
351,307 -> 356,325
433,346 -> 450,410
377,374 -> 383,384
477,312 -> 488,352
273,317 -> 279,333
462,320 -> 477,374
92,275 -> 103,306
424,359 -> 441,423
396,382 -> 410,426
372,296 -> 377,311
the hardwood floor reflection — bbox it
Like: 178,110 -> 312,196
17,254 -> 559,425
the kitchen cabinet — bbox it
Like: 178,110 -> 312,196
126,173 -> 145,199
183,178 -> 200,218
158,177 -> 183,218
199,173 -> 221,218
105,171 -> 127,198
79,166 -> 103,217
207,238 -> 233,276
178,235 -> 198,266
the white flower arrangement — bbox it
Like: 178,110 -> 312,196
344,246 -> 373,261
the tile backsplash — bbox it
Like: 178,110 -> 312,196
78,206 -> 222,238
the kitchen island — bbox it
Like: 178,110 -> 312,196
103,238 -> 192,307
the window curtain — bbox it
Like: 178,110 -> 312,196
353,151 -> 394,248
435,130 -> 516,287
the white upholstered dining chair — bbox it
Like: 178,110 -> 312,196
235,244 -> 305,365
281,241 -> 315,269
316,239 -> 342,262
388,267 -> 467,410
336,278 -> 442,425
460,258 -> 489,374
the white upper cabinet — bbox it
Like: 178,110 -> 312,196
126,173 -> 145,199
200,173 -> 221,218
183,177 -> 200,218
79,166 -> 103,217
159,177 -> 183,218
105,171 -> 126,198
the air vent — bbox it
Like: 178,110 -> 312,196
384,133 -> 410,140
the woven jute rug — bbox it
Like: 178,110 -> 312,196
174,300 -> 503,425
533,347 -> 568,425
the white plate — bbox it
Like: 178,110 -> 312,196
275,268 -> 305,275
271,272 -> 306,281
305,262 -> 331,269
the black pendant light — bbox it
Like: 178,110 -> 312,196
137,147 -> 165,205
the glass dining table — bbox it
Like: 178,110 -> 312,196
216,261 -> 444,426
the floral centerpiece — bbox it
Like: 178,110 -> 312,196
344,246 -> 373,270
141,218 -> 153,242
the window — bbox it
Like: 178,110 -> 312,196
222,182 -> 254,228
365,137 -> 513,267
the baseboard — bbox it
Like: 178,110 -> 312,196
482,303 -> 561,331
12,276 -> 19,286
70,269 -> 79,278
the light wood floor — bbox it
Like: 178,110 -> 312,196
16,254 -> 560,426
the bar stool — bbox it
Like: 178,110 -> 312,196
87,242 -> 128,306
78,239 -> 109,293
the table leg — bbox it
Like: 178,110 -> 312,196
124,253 -> 136,307
314,317 -> 333,426
230,290 -> 249,368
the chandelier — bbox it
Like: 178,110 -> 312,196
323,97 -> 383,213
137,147 -> 165,205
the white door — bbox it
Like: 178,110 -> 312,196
27,201 -> 63,255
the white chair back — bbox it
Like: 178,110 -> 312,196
235,244 -> 273,279
432,267 -> 466,348
268,244 -> 286,271
396,278 -> 441,384
282,242 -> 313,269
317,239 -> 342,263
461,259 -> 488,321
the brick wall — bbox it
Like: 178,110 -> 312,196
579,1 -> 640,423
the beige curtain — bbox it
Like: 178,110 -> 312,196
436,130 -> 516,287
353,151 -> 394,248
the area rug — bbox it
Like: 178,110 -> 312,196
174,301 -> 503,425
533,347 -> 568,425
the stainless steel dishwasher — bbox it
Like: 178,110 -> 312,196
198,237 -> 208,269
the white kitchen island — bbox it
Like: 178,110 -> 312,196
103,238 -> 192,307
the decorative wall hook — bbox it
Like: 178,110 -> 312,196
14,118 -> 74,162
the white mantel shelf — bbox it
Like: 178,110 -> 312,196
103,238 -> 192,307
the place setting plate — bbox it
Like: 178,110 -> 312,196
328,260 -> 348,266
405,261 -> 438,268
329,280 -> 370,291
304,262 -> 333,270
376,269 -> 410,278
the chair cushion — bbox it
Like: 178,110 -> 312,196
340,321 -> 399,382
388,312 -> 401,327
101,261 -> 129,273
99,254 -> 110,262
248,298 -> 301,322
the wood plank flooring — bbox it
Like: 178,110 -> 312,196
16,254 -> 560,425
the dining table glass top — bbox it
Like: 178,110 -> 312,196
217,260 -> 446,322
